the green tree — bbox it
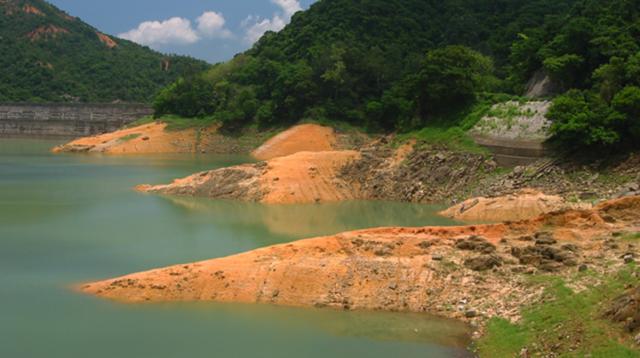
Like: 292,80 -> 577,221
414,46 -> 494,119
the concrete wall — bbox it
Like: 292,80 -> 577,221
0,103 -> 153,137
473,134 -> 550,167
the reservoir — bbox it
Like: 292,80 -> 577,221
0,138 -> 472,358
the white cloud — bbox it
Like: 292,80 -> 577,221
272,0 -> 302,17
119,17 -> 199,46
196,11 -> 232,38
243,0 -> 302,44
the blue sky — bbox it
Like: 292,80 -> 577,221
48,0 -> 316,63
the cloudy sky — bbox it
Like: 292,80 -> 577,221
48,0 -> 316,63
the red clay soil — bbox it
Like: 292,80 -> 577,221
137,150 -> 361,204
52,122 -> 213,154
79,196 -> 640,324
251,124 -> 338,161
439,188 -> 590,222
96,32 -> 117,48
27,25 -> 69,41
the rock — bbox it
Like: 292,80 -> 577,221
455,236 -> 496,253
578,264 -> 588,272
465,310 -> 478,318
606,286 -> 640,332
535,232 -> 557,245
464,255 -> 502,271
539,260 -> 563,272
431,254 -> 443,261
624,254 -> 635,264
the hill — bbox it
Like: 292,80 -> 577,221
154,0 -> 640,151
0,0 -> 210,103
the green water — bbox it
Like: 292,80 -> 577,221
0,138 -> 472,358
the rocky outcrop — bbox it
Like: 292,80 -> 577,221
339,139 -> 496,204
27,25 -> 69,41
79,196 -> 640,328
525,70 -> 558,98
138,150 -> 361,204
439,189 -> 587,222
96,32 -> 117,48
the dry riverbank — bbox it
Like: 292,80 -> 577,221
80,196 -> 640,338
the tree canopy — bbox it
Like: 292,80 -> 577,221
0,0 -> 209,103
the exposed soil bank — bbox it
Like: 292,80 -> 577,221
439,189 -> 588,222
80,196 -> 640,335
52,123 -> 207,154
252,124 -> 339,160
137,150 -> 361,204
53,122 -> 363,157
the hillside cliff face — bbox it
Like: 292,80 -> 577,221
0,0 -> 209,103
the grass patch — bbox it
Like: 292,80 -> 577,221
401,126 -> 490,154
124,115 -> 154,128
124,114 -> 218,131
158,114 -> 218,131
118,133 -> 140,142
622,233 -> 640,242
394,94 -> 526,153
476,268 -> 640,357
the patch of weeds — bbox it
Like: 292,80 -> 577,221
476,267 -> 640,357
622,233 -> 640,242
124,115 -> 155,128
398,126 -> 489,154
158,115 -> 218,131
119,133 -> 140,142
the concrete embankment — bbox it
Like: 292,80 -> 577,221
0,102 -> 151,137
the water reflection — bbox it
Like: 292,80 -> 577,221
163,196 -> 460,239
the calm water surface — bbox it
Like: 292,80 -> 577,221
0,138 -> 472,358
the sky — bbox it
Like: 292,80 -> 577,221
48,0 -> 317,63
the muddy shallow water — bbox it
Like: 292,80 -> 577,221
0,138 -> 472,358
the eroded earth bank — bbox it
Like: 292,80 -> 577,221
80,197 -> 640,335
59,121 -> 640,354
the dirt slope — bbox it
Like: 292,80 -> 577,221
52,123 -> 210,154
439,189 -> 588,222
252,124 -> 339,161
79,196 -> 640,326
137,150 -> 361,204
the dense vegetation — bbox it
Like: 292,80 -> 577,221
0,0 -> 209,103
154,0 -> 576,130
154,0 -> 640,151
529,0 -> 640,150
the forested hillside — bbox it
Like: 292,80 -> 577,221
155,0 -> 640,150
0,0 -> 209,103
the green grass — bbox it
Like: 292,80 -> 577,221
392,93 -> 535,153
124,114 -> 218,131
477,268 -> 640,357
622,233 -> 640,242
158,114 -> 218,131
118,133 -> 141,142
124,115 -> 155,128
402,126 -> 490,154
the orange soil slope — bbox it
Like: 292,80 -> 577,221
79,196 -> 640,321
138,150 -> 361,204
251,124 -> 338,161
52,123 -> 212,154
439,189 -> 589,222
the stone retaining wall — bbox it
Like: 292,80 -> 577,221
0,103 -> 152,137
